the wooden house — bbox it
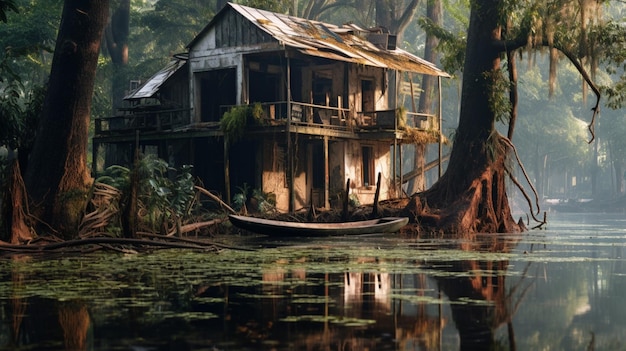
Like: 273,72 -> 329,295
93,3 -> 449,212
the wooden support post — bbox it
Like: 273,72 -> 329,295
123,130 -> 140,239
307,187 -> 316,221
342,178 -> 350,221
286,56 -> 295,213
438,76 -> 443,178
324,136 -> 330,209
372,172 -> 382,218
224,137 -> 231,205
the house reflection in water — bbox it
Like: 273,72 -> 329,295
251,234 -> 524,350
259,257 -> 447,350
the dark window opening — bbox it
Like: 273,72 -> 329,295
313,76 -> 332,106
199,68 -> 236,122
312,143 -> 325,189
361,79 -> 374,112
249,70 -> 279,103
362,146 -> 374,187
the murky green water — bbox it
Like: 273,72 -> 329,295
0,213 -> 624,350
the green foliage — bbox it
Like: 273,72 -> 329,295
0,48 -> 44,153
232,182 -> 276,213
136,155 -> 196,227
232,183 -> 251,212
0,53 -> 23,150
484,69 -> 512,124
97,165 -> 131,192
220,103 -> 264,143
0,0 -> 18,23
252,188 -> 276,213
594,21 -> 626,109
0,0 -> 58,156
348,193 -> 360,207
0,0 -> 60,79
97,155 -> 198,232
417,16 -> 466,73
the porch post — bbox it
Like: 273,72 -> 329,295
399,139 -> 403,195
224,137 -> 231,205
393,70 -> 399,196
91,141 -> 98,175
286,56 -> 295,213
438,76 -> 443,178
324,136 -> 330,209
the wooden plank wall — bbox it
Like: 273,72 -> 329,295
216,11 -> 273,48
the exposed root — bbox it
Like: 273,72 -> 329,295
78,182 -> 121,238
4,161 -> 36,244
499,136 -> 546,228
402,147 -> 523,235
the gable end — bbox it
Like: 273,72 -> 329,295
215,9 -> 275,48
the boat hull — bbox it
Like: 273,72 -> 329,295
228,215 -> 409,236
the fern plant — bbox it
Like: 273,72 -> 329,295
220,103 -> 264,143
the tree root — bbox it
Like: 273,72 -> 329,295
500,136 -> 547,228
403,150 -> 524,235
4,160 -> 36,244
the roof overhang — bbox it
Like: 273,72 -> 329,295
124,59 -> 187,100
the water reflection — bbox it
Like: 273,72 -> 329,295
195,233 -> 525,350
1,214 -> 625,350
433,234 -> 528,350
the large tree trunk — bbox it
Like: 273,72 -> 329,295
403,0 -> 522,234
24,0 -> 109,238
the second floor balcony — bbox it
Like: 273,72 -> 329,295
94,100 -> 437,137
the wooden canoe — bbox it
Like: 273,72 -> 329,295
228,215 -> 409,236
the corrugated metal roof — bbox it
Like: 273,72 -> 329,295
193,3 -> 449,77
124,59 -> 187,100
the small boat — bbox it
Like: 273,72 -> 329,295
228,214 -> 409,236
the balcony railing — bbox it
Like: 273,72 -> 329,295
239,101 -> 351,128
356,109 -> 435,129
95,101 -> 437,135
222,101 -> 436,130
95,108 -> 191,134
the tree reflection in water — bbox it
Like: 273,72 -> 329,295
58,302 -> 91,351
433,233 -> 531,350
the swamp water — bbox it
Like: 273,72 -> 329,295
0,213 -> 625,350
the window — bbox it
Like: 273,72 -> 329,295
362,146 -> 374,187
313,76 -> 332,106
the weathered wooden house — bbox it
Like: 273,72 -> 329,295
93,3 -> 448,212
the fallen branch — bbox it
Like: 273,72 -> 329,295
165,218 -> 225,237
194,186 -> 237,214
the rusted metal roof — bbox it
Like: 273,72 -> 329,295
192,3 -> 449,77
124,59 -> 187,100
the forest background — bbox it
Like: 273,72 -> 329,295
0,0 -> 625,238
